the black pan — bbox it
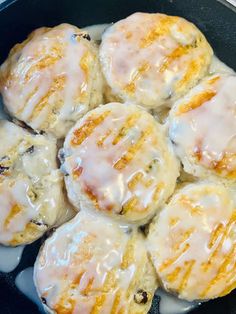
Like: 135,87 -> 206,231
0,0 -> 235,313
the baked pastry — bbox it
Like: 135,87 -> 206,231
0,24 -> 103,138
0,120 -> 71,246
60,102 -> 179,224
34,210 -> 158,314
147,181 -> 236,301
100,12 -> 213,109
169,74 -> 236,181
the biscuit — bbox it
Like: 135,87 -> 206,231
147,181 -> 236,301
0,24 -> 103,138
61,102 -> 179,224
100,12 -> 212,109
169,74 -> 236,182
34,211 -> 158,314
0,120 -> 71,246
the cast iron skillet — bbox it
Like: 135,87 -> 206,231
0,0 -> 235,313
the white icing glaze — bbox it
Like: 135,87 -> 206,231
100,12 -> 212,108
210,55 -> 235,75
34,210 -> 155,314
83,24 -> 110,41
0,24 -> 103,138
0,179 -> 40,244
0,245 -> 24,272
156,289 -> 199,314
169,74 -> 236,180
0,120 -> 69,245
147,181 -> 236,301
15,267 -> 45,313
63,102 -> 179,224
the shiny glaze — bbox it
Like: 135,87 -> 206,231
209,55 -> 235,75
156,289 -> 199,314
0,245 -> 25,272
0,24 -> 102,138
147,181 -> 236,301
34,210 -> 156,314
100,12 -> 212,109
0,120 -> 69,245
83,24 -> 110,42
62,102 -> 179,224
169,74 -> 236,180
15,267 -> 45,313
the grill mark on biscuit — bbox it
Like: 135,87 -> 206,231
127,172 -> 144,190
202,213 -> 236,272
173,228 -> 194,251
219,269 -> 236,297
207,75 -> 220,85
24,54 -> 61,83
112,112 -> 141,145
170,217 -> 180,226
28,75 -> 66,122
159,44 -> 193,73
166,267 -> 181,283
114,127 -> 153,170
91,294 -> 107,314
121,238 -> 135,270
16,87 -> 39,115
4,204 -> 22,229
200,242 -> 236,298
177,90 -> 216,115
123,62 -> 150,94
120,196 -> 139,215
178,260 -> 195,292
71,111 -> 111,146
140,16 -> 177,48
72,271 -> 85,287
72,166 -> 83,178
81,277 -> 94,296
97,130 -> 112,147
111,289 -> 122,314
210,152 -> 236,179
175,59 -> 198,92
80,50 -> 91,82
177,195 -> 202,215
152,182 -> 165,202
208,223 -> 224,249
103,270 -> 117,292
54,293 -> 76,314
159,243 -> 190,272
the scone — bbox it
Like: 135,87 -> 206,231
60,102 -> 179,224
147,181 -> 236,301
34,211 -> 158,314
0,24 -> 103,138
0,120 -> 72,246
169,74 -> 236,182
100,12 -> 213,109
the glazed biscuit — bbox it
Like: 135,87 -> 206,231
169,74 -> 236,182
147,181 -> 236,301
60,102 -> 179,224
0,120 -> 72,246
0,24 -> 103,138
100,12 -> 213,109
34,211 -> 158,314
